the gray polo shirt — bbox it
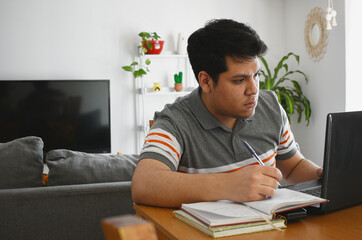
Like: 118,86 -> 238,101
140,88 -> 298,173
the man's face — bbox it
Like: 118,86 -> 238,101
205,56 -> 261,124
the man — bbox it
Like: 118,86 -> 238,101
132,19 -> 322,207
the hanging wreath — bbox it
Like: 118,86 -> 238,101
304,7 -> 329,62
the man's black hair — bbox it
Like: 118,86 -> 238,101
187,19 -> 268,85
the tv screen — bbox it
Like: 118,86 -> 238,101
0,80 -> 111,153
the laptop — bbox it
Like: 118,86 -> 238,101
286,111 -> 362,214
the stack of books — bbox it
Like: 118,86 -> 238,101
174,188 -> 327,238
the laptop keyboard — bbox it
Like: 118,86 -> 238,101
300,187 -> 322,197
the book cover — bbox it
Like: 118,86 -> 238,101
174,210 -> 286,238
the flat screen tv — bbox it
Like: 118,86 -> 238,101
0,80 -> 111,153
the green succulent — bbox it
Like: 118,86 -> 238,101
259,52 -> 311,125
174,72 -> 183,83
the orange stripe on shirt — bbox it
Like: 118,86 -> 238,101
282,122 -> 290,137
222,152 -> 277,173
282,129 -> 289,138
145,139 -> 180,160
146,132 -> 172,141
263,151 -> 277,162
280,135 -> 291,145
271,158 -> 276,167
222,164 -> 250,173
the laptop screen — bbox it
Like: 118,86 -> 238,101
322,111 -> 362,212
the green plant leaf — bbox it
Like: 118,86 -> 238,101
146,42 -> 152,49
260,57 -> 272,78
273,52 -> 298,81
280,91 -> 294,115
259,69 -> 267,78
259,70 -> 268,90
276,91 -> 281,102
133,69 -> 147,78
291,80 -> 302,95
278,70 -> 307,84
274,68 -> 307,88
122,66 -> 133,72
259,81 -> 265,89
303,96 -> 311,125
130,62 -> 138,66
145,59 -> 151,65
152,32 -> 161,40
139,32 -> 151,39
294,103 -> 303,123
265,77 -> 272,90
294,70 -> 308,83
274,76 -> 297,88
283,64 -> 288,73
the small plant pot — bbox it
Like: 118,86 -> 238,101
174,83 -> 183,92
143,40 -> 165,54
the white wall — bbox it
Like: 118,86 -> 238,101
0,0 -> 286,154
346,0 -> 362,111
284,0 -> 346,166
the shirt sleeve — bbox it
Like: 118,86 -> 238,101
139,114 -> 183,171
275,102 -> 299,160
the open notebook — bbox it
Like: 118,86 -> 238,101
180,188 -> 327,227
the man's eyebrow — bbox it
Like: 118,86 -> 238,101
231,68 -> 261,78
231,73 -> 250,78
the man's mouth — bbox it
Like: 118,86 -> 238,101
244,97 -> 258,109
245,101 -> 256,109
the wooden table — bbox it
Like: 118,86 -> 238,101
134,204 -> 362,240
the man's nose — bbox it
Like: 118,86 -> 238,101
246,77 -> 258,95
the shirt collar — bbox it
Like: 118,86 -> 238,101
188,87 -> 232,132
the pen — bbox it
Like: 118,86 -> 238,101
243,140 -> 282,189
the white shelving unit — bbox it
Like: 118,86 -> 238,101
135,54 -> 197,152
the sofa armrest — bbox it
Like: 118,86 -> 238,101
0,181 -> 134,240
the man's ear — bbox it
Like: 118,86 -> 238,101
198,71 -> 213,93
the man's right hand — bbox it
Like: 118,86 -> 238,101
220,165 -> 282,202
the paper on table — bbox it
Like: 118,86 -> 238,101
183,200 -> 269,218
244,188 -> 327,214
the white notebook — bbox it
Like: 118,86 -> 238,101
181,188 -> 328,227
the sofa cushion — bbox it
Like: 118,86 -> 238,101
0,136 -> 44,189
46,149 -> 139,186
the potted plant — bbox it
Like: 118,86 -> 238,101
122,32 -> 163,78
174,72 -> 183,92
259,52 -> 311,125
139,32 -> 164,55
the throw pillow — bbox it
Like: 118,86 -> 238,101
46,149 -> 139,186
0,136 -> 44,189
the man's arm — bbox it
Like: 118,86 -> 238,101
276,151 -> 322,185
131,158 -> 282,208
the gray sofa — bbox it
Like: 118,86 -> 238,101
0,137 -> 138,240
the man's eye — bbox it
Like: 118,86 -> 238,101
234,79 -> 244,83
